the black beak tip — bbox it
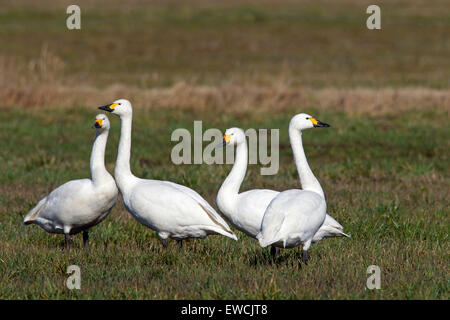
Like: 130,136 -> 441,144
98,105 -> 112,112
315,121 -> 330,128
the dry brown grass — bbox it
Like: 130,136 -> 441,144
2,77 -> 449,116
1,53 -> 449,116
1,42 -> 448,116
1,0 -> 448,116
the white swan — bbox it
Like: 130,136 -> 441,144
218,127 -> 349,257
217,128 -> 281,256
217,128 -> 278,238
257,113 -> 344,263
98,99 -> 237,248
24,114 -> 118,249
312,213 -> 350,243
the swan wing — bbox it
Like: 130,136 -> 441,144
24,178 -> 117,231
23,179 -> 93,231
312,224 -> 351,243
257,206 -> 285,247
237,189 -> 279,217
258,190 -> 326,247
312,213 -> 349,242
231,189 -> 279,237
257,191 -> 292,247
129,180 -> 236,239
323,213 -> 344,230
24,196 -> 48,225
163,181 -> 234,233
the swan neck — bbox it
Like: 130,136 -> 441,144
115,114 -> 134,184
289,126 -> 324,197
90,130 -> 109,183
218,142 -> 248,199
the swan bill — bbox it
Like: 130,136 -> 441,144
314,120 -> 330,127
309,118 -> 330,128
98,103 -> 118,112
92,118 -> 103,129
216,134 -> 231,149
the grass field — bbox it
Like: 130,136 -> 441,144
0,0 -> 449,299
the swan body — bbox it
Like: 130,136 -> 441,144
257,113 -> 341,262
99,99 -> 237,246
218,188 -> 278,238
24,114 -> 118,248
258,189 -> 326,249
218,127 -> 349,244
217,128 -> 279,238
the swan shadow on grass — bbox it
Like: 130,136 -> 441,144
247,247 -> 311,268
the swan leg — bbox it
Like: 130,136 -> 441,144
177,240 -> 183,249
301,240 -> 312,264
301,250 -> 309,264
64,234 -> 70,250
83,230 -> 89,249
162,238 -> 168,249
270,246 -> 280,259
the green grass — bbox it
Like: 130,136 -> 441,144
0,0 -> 448,300
0,106 -> 448,299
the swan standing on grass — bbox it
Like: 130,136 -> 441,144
257,113 -> 347,263
217,128 -> 281,256
218,127 -> 349,258
24,114 -> 118,249
98,99 -> 237,248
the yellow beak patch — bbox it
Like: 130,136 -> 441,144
223,135 -> 231,143
309,118 -> 318,126
95,119 -> 103,127
109,103 -> 118,109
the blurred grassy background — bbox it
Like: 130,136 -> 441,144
0,0 -> 448,299
1,0 -> 449,88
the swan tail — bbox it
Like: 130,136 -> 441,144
324,213 -> 344,230
341,231 -> 351,238
204,226 -> 238,240
331,227 -> 350,238
198,202 -> 236,237
24,197 -> 47,225
219,229 -> 238,241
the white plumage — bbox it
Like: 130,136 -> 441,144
257,113 -> 349,263
98,99 -> 237,248
24,114 -> 118,248
258,190 -> 326,249
217,128 -> 278,238
312,212 -> 350,243
218,127 -> 349,253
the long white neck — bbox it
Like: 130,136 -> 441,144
289,126 -> 324,198
219,141 -> 248,197
114,113 -> 135,188
90,130 -> 110,184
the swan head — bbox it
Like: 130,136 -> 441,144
98,99 -> 132,117
222,127 -> 246,147
92,114 -> 110,131
290,113 -> 330,131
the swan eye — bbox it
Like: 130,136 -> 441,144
306,117 -> 309,120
